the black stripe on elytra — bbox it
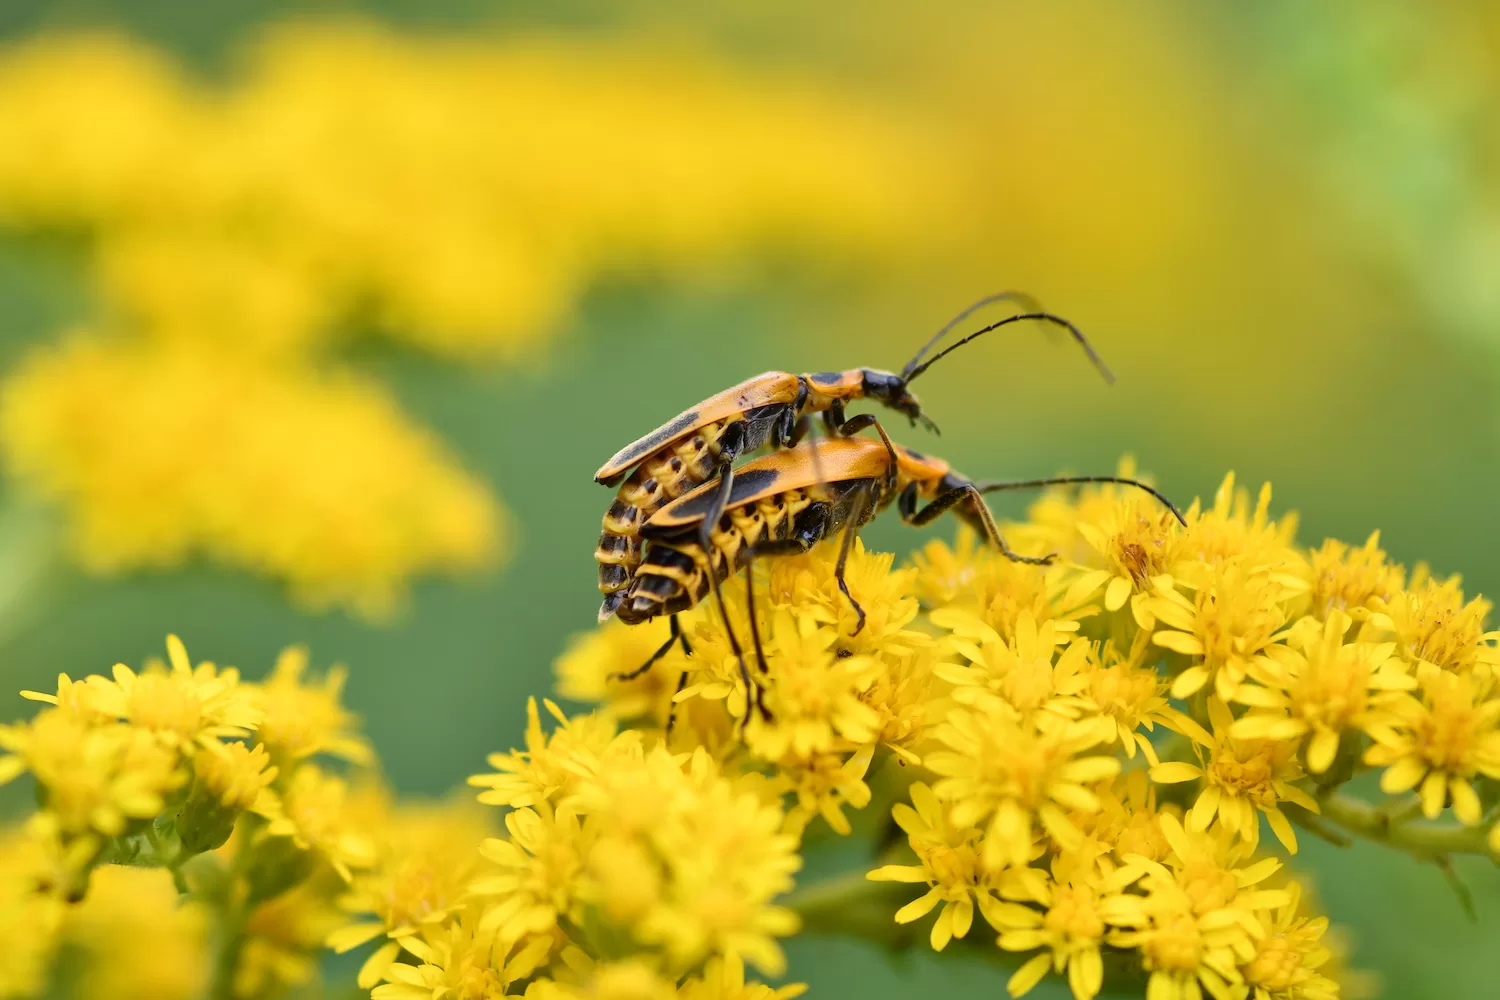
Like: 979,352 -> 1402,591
607,409 -> 702,472
666,467 -> 781,524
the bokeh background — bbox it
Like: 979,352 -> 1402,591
0,1 -> 1497,996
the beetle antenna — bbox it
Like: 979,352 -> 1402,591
904,312 -> 1115,386
973,475 -> 1185,525
900,290 -> 1043,380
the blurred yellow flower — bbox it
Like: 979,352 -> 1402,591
236,879 -> 347,1000
264,764 -> 377,880
249,645 -> 372,766
331,799 -> 494,989
0,339 -> 504,616
62,865 -> 209,1000
0,708 -> 182,846
0,823 -> 65,1000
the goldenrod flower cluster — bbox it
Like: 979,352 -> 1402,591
0,637 -> 373,998
3,466 -> 1494,998
564,467 -> 1499,1000
0,24 -> 929,614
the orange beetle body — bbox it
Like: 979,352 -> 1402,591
593,367 -> 925,621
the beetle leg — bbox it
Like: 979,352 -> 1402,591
664,667 -> 691,734
834,483 -> 873,635
740,561 -> 774,725
906,483 -> 1056,566
690,460 -> 759,730
822,398 -> 847,434
839,414 -> 900,496
784,414 -> 812,448
610,613 -> 687,682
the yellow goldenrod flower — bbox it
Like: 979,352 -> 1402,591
1151,699 -> 1318,853
774,745 -> 876,837
1363,669 -> 1500,824
912,531 -> 1073,641
1364,574 -> 1499,679
474,803 -> 587,947
263,764 -> 377,880
1303,533 -> 1405,618
175,740 -> 279,854
89,634 -> 260,754
0,33 -> 195,225
930,609 -> 1089,719
236,879 -> 347,1000
1062,486 -> 1183,616
529,956 -> 677,1000
1104,816 -> 1288,1000
1079,633 -> 1204,764
763,539 -> 925,657
248,645 -> 372,766
0,708 -> 182,845
0,339 -> 504,616
747,610 -> 882,760
1232,610 -> 1414,774
565,744 -> 802,976
677,955 -> 808,1000
469,698 -> 636,810
991,853 -> 1146,1000
1239,881 -> 1339,1000
928,701 -> 1119,869
0,25 -> 933,361
372,911 -> 550,1000
1147,563 -> 1296,702
331,799 -> 494,988
0,822 -> 65,1000
868,782 -> 997,952
62,865 -> 209,1000
554,617 -> 681,725
19,671 -> 113,723
1171,473 -> 1301,579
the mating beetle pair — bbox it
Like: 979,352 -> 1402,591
590,294 -> 1183,723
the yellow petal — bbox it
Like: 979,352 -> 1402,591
1007,953 -> 1052,998
1149,762 -> 1203,784
1419,771 -> 1447,819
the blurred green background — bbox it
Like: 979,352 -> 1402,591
0,1 -> 1498,997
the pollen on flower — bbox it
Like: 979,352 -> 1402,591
1365,574 -> 1498,679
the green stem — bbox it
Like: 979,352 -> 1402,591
208,827 -> 257,1000
1313,793 -> 1495,858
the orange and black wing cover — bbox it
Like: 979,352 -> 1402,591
645,436 -> 891,533
593,372 -> 802,485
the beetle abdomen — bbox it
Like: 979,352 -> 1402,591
595,418 -> 737,614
